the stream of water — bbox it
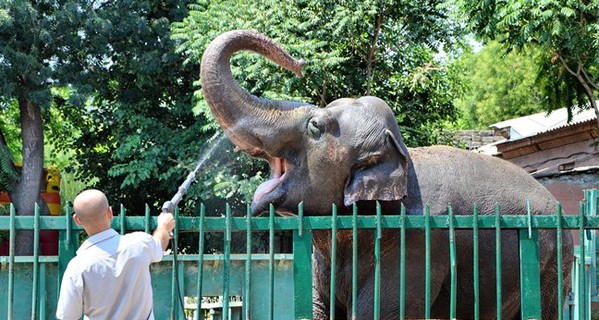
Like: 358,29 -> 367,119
162,133 -> 227,212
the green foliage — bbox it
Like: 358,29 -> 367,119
173,0 -> 467,148
0,1 -> 95,108
0,146 -> 18,192
460,0 -> 599,125
0,98 -> 19,193
0,98 -> 20,157
453,42 -> 545,128
56,0 -> 251,214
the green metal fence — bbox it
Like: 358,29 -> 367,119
1,189 -> 598,320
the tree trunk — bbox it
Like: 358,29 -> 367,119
9,97 -> 46,255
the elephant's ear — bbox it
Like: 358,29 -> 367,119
344,129 -> 409,206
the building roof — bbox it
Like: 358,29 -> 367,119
475,107 -> 597,157
489,107 -> 597,141
479,106 -> 599,178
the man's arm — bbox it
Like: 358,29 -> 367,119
154,212 -> 175,250
56,265 -> 84,320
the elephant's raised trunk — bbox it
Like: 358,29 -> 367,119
200,30 -> 309,156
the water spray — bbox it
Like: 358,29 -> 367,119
160,133 -> 225,317
161,133 -> 225,214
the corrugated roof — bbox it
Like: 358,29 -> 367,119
489,107 -> 597,141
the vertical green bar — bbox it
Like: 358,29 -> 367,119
269,204 -> 275,320
39,263 -> 47,319
351,204 -> 358,320
244,205 -> 252,320
448,206 -> 457,319
56,204 -> 79,304
473,204 -> 479,320
195,204 -> 205,320
556,202 -> 563,320
293,203 -> 313,320
519,228 -> 542,319
495,204 -> 502,320
374,202 -> 382,320
223,204 -> 232,320
399,204 -> 406,320
526,201 -> 532,240
578,202 -> 585,320
587,190 -> 598,306
330,204 -> 337,320
171,207 -> 180,319
298,202 -> 304,238
120,204 -> 126,235
144,204 -> 151,234
31,203 -> 40,320
65,203 -> 71,246
8,204 -> 15,320
58,204 -> 77,294
424,205 -> 431,320
177,262 -> 185,320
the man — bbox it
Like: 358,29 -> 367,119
56,189 -> 175,320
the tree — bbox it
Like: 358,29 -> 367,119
0,0 -> 198,254
0,1 -> 95,254
454,41 -> 545,128
460,0 -> 599,128
62,0 -> 208,213
173,0 -> 467,147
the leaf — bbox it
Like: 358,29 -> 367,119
560,7 -> 576,17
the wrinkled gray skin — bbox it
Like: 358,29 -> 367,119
200,30 -> 574,320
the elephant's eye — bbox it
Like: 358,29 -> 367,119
308,119 -> 322,139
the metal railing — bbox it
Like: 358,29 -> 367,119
0,189 -> 597,319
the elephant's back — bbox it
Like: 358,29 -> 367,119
406,145 -> 556,216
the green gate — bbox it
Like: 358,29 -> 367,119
1,189 -> 598,319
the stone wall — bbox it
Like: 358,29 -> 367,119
452,130 -> 504,150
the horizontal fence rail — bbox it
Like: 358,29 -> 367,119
0,189 -> 597,319
6,214 -> 599,231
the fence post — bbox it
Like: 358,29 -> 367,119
574,189 -> 599,320
586,190 -> 598,302
58,204 -> 78,289
519,227 -> 542,319
293,202 -> 313,320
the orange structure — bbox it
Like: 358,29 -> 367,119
0,165 -> 62,215
0,165 -> 61,255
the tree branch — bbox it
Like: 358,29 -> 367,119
320,78 -> 327,106
556,52 -> 579,78
557,53 -> 599,128
580,65 -> 599,91
366,13 -> 383,95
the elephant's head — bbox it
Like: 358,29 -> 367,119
201,30 -> 409,215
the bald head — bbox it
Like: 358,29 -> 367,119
73,189 -> 111,231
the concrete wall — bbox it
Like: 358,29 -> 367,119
538,171 -> 599,215
537,171 -> 599,247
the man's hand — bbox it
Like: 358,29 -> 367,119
154,212 -> 175,250
157,212 -> 175,232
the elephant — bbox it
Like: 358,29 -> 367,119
200,30 -> 574,320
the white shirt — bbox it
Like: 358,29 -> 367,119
56,229 -> 163,320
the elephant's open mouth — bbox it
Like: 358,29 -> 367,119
253,156 -> 288,205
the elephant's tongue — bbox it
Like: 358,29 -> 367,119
253,157 -> 286,204
253,179 -> 281,204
